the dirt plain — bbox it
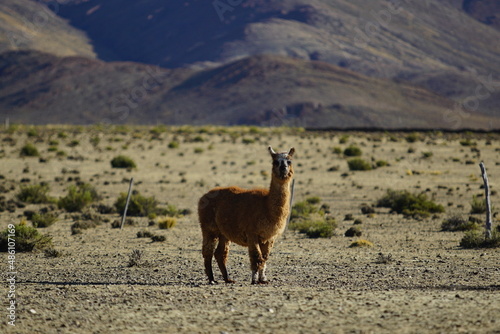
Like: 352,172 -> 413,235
0,126 -> 499,334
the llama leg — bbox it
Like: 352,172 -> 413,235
214,236 -> 234,283
202,233 -> 218,284
248,243 -> 265,284
258,240 -> 274,284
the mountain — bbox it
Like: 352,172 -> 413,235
463,0 -> 500,31
0,0 -> 499,128
0,0 -> 95,58
1,50 -> 497,128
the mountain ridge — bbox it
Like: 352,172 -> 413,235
1,50 -> 497,129
0,0 -> 499,128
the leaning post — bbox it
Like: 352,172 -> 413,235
479,162 -> 492,239
286,178 -> 295,229
120,177 -> 134,230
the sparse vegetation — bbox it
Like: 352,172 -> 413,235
71,221 -> 98,235
470,195 -> 487,214
127,249 -> 149,267
377,189 -> 445,218
289,217 -> 337,238
441,215 -> 479,232
58,183 -> 100,212
20,142 -> 39,157
347,158 -> 372,171
349,239 -> 374,248
460,230 -> 500,249
151,235 -> 166,242
375,252 -> 393,264
111,155 -> 137,169
168,141 -> 180,149
137,230 -> 154,238
0,223 -> 53,252
44,248 -> 63,258
343,145 -> 362,157
17,183 -> 53,204
158,216 -> 177,229
289,197 -> 336,238
114,191 -> 158,217
405,133 -> 420,143
345,226 -> 362,237
31,212 -> 58,228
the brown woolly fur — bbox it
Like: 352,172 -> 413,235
199,146 -> 295,284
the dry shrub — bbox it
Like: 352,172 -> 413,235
158,216 -> 177,229
349,239 -> 374,248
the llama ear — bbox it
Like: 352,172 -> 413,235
268,146 -> 276,156
288,147 -> 295,157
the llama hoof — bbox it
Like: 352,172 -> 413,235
224,279 -> 236,284
209,280 -> 218,285
251,280 -> 268,285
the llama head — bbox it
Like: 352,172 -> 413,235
268,146 -> 295,180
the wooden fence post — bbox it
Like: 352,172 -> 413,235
120,177 -> 134,230
479,162 -> 492,239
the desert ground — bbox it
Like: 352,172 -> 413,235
0,125 -> 499,334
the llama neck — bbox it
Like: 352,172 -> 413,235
267,176 -> 292,223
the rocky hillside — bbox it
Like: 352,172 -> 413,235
0,0 -> 499,128
1,50 -> 497,128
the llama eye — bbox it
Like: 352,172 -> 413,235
273,161 -> 279,166
287,160 -> 292,165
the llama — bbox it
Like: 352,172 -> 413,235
198,146 -> 295,284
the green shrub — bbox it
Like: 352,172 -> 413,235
160,204 -> 185,217
168,141 -> 179,149
27,127 -> 38,137
376,160 -> 388,167
289,217 -> 336,238
331,147 -> 343,154
405,133 -> 420,143
89,136 -> 100,147
289,197 -> 335,238
58,184 -> 100,212
0,223 -> 52,252
17,183 -> 53,204
470,195 -> 487,214
343,145 -> 362,157
339,135 -> 349,144
459,139 -> 476,147
460,230 -> 500,249
441,215 -> 479,232
377,189 -> 444,218
242,138 -> 255,145
31,212 -> 58,228
114,192 -> 158,217
150,125 -> 167,135
291,200 -> 320,219
111,155 -> 137,169
20,143 -> 39,157
347,158 -> 372,171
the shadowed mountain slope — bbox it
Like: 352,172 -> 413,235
0,0 -> 95,58
1,50 -> 497,129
